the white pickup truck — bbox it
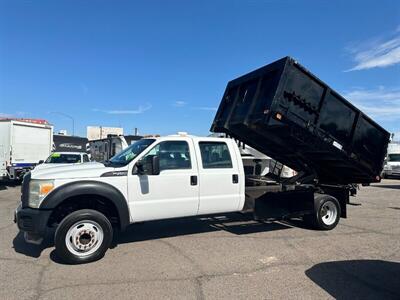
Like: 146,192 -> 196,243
33,152 -> 91,172
17,57 -> 390,265
15,134 -> 341,264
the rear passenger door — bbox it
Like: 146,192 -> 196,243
196,140 -> 242,214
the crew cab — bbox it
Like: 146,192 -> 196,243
16,135 -> 249,263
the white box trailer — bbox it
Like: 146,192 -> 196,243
0,119 -> 53,180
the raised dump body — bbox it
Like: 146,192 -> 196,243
211,57 -> 390,184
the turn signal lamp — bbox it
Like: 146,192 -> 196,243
40,183 -> 54,195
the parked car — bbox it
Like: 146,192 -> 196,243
33,152 -> 91,171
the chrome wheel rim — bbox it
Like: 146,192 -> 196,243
320,201 -> 338,226
65,220 -> 104,257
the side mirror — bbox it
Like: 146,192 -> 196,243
134,156 -> 160,175
152,156 -> 160,175
38,160 -> 44,164
135,160 -> 145,175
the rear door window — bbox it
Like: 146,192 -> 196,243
199,142 -> 232,169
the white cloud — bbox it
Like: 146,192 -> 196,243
0,112 -> 13,118
15,111 -> 29,117
171,101 -> 217,111
193,106 -> 218,111
93,103 -> 152,114
342,86 -> 400,120
172,100 -> 187,107
0,112 -> 30,118
343,86 -> 400,102
345,27 -> 400,71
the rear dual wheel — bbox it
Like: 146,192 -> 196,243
304,195 -> 340,230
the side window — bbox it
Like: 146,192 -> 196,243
141,141 -> 191,172
83,154 -> 89,162
199,142 -> 233,169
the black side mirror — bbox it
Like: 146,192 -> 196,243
152,156 -> 160,175
38,160 -> 44,164
134,156 -> 160,175
135,160 -> 145,175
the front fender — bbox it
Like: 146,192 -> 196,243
40,180 -> 130,230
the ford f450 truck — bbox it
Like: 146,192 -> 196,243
15,57 -> 390,264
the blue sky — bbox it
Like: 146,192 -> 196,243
1,0 -> 399,139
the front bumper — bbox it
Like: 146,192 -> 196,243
14,204 -> 52,236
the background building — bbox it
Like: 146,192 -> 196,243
87,126 -> 123,141
58,129 -> 68,136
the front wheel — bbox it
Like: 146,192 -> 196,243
304,195 -> 341,230
55,209 -> 113,264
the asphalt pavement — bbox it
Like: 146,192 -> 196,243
0,179 -> 399,299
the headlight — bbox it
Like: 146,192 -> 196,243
28,180 -> 55,208
384,165 -> 392,171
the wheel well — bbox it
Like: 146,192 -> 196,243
47,194 -> 120,228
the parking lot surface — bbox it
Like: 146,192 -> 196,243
1,180 -> 399,299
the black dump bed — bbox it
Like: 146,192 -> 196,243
211,57 -> 390,184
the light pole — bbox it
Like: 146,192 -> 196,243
49,112 -> 75,136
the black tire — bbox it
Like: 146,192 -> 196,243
55,209 -> 113,264
304,194 -> 341,231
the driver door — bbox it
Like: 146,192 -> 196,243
127,139 -> 199,222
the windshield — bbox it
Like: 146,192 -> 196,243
45,153 -> 81,164
109,139 -> 155,165
388,154 -> 400,162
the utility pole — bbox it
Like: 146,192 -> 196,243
49,112 -> 75,136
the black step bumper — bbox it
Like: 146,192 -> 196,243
14,204 -> 52,236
